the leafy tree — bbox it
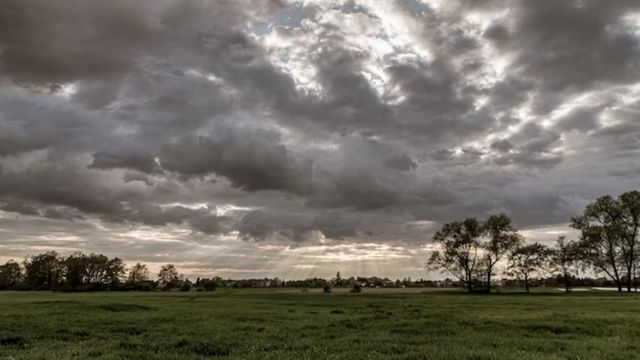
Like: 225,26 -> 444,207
550,236 -> 579,293
63,253 -> 125,290
128,263 -> 150,284
483,214 -> 522,293
64,252 -> 89,288
24,251 -> 63,290
572,195 -> 628,292
200,278 -> 217,291
507,243 -> 551,293
427,218 -> 483,293
0,260 -> 22,290
158,264 -> 179,289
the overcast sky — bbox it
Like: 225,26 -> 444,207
0,0 -> 639,279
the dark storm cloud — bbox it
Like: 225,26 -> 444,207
158,122 -> 312,193
0,0 -> 639,257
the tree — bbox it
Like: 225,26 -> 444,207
128,263 -> 150,284
63,253 -> 125,290
64,252 -> 90,289
483,214 -> 522,293
572,195 -> 627,292
0,260 -> 22,290
24,251 -> 63,290
158,264 -> 179,289
550,236 -> 579,293
619,191 -> 640,292
427,218 -> 483,293
507,243 -> 551,293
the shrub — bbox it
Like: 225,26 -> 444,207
180,282 -> 192,292
203,281 -> 216,291
350,283 -> 362,293
323,284 -> 332,293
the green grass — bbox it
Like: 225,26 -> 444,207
1,289 -> 639,359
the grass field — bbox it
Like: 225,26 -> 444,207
1,289 -> 639,359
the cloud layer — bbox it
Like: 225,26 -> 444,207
0,0 -> 639,278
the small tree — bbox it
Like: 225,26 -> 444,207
128,263 -> 149,284
323,283 -> 332,293
549,236 -> 579,293
427,218 -> 483,293
350,283 -> 362,293
158,264 -> 179,290
0,260 -> 22,290
507,243 -> 551,293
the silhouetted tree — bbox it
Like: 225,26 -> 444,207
427,218 -> 483,292
24,251 -> 63,290
0,260 -> 22,290
483,214 -> 522,293
128,263 -> 150,284
158,264 -> 179,290
619,191 -> 640,292
572,195 -> 627,292
507,243 -> 551,293
63,253 -> 125,290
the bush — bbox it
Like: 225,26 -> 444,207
203,281 -> 216,292
180,282 -> 192,292
140,283 -> 154,292
350,283 -> 362,293
323,284 -> 332,293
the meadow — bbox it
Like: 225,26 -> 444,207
0,289 -> 639,360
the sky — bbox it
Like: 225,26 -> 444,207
0,0 -> 639,280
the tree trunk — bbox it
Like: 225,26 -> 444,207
525,274 -> 529,294
486,259 -> 492,293
612,266 -> 622,292
563,271 -> 570,293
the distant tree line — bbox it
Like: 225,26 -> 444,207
0,250 -> 634,293
0,252 -> 197,292
427,190 -> 640,293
